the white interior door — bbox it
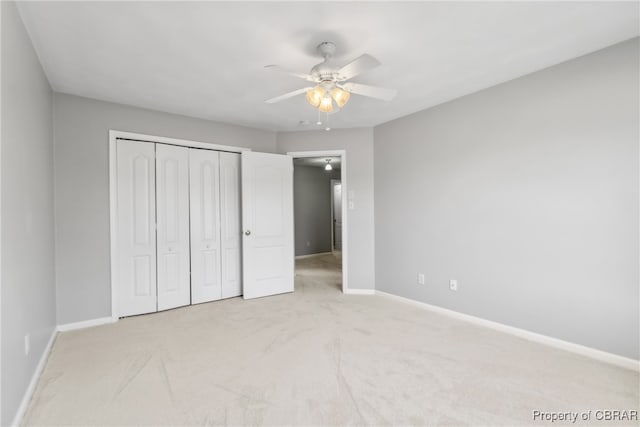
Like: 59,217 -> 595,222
189,149 -> 222,304
241,151 -> 294,299
156,144 -> 191,311
220,152 -> 242,298
117,140 -> 157,316
333,181 -> 343,250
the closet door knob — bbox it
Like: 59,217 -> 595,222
245,230 -> 251,236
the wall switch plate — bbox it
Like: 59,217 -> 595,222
25,334 -> 30,356
418,273 -> 425,285
449,280 -> 458,291
306,241 -> 310,247
348,201 -> 355,210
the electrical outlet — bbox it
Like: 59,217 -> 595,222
417,273 -> 425,285
449,279 -> 458,291
24,334 -> 30,356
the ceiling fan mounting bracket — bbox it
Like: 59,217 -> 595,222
317,41 -> 336,59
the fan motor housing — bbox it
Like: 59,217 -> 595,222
310,63 -> 336,82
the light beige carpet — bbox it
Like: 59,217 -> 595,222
23,254 -> 638,426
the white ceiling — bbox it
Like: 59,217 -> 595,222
17,2 -> 639,132
294,156 -> 341,169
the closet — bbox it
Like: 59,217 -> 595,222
116,139 -> 241,317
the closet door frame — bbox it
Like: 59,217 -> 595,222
109,130 -> 249,321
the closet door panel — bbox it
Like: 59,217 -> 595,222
117,140 -> 157,317
156,144 -> 191,311
190,149 -> 222,303
220,152 -> 242,298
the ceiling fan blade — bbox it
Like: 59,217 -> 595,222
264,65 -> 317,82
341,82 -> 397,101
337,54 -> 381,80
265,87 -> 312,104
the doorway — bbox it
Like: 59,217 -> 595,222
288,150 -> 347,293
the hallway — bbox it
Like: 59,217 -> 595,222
295,253 -> 343,293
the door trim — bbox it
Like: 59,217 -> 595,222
287,150 -> 348,293
109,130 -> 250,321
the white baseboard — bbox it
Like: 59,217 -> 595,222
343,288 -> 375,295
376,291 -> 639,372
11,329 -> 57,427
295,252 -> 333,259
57,316 -> 115,332
12,317 -> 117,425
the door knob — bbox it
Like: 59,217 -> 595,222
245,230 -> 251,236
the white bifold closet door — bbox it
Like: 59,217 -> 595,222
190,150 -> 242,303
156,144 -> 191,311
117,140 -> 157,316
219,152 -> 242,298
116,140 -> 256,317
189,149 -> 223,304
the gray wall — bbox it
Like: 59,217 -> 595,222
374,38 -> 639,359
53,93 -> 277,325
277,128 -> 375,290
294,165 -> 341,256
1,2 -> 57,424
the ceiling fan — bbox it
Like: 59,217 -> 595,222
264,42 -> 397,113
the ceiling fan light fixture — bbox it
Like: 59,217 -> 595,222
306,86 -> 325,107
331,87 -> 350,108
318,95 -> 334,113
265,42 -> 395,114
